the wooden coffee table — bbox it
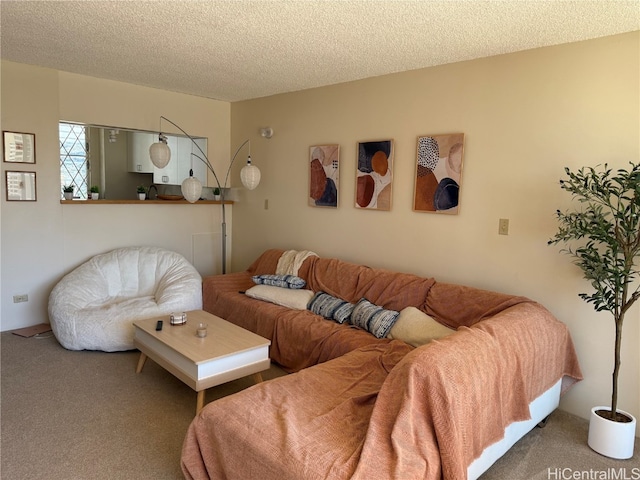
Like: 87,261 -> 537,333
133,310 -> 271,414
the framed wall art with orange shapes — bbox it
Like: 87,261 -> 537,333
309,145 -> 340,208
413,133 -> 464,214
355,139 -> 393,211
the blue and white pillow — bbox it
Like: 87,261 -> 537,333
332,301 -> 355,324
307,291 -> 354,324
351,298 -> 400,338
308,291 -> 345,318
252,274 -> 306,289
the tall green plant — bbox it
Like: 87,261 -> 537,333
548,163 -> 640,421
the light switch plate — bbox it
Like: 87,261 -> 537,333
498,218 -> 509,235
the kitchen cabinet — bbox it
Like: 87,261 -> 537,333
128,132 -> 208,185
153,135 -> 178,184
127,132 -> 155,173
178,137 -> 207,184
153,136 -> 208,186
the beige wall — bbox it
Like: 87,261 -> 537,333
1,31 -> 638,431
231,32 -> 640,429
1,61 -> 232,332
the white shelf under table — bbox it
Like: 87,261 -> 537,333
133,310 -> 271,413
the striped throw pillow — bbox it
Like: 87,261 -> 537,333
252,274 -> 306,289
351,298 -> 400,338
308,291 -> 354,324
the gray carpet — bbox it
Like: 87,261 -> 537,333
1,331 -> 638,479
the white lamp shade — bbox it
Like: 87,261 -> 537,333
149,142 -> 171,169
181,175 -> 203,203
240,162 -> 261,190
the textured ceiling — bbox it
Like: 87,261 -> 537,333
1,1 -> 639,102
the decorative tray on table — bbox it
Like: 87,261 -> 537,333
157,195 -> 184,201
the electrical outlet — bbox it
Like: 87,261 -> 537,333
13,294 -> 28,303
498,218 -> 509,235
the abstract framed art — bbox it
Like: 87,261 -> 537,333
355,139 -> 393,211
309,145 -> 340,208
413,133 -> 464,214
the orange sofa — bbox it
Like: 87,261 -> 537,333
182,249 -> 582,479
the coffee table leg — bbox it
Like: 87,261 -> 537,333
135,352 -> 147,373
196,390 -> 205,414
193,374 -> 262,415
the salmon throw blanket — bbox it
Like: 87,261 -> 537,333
183,249 -> 582,479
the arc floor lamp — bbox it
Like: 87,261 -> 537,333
148,116 -> 262,274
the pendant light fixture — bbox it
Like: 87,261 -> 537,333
240,156 -> 261,190
148,116 -> 262,273
181,169 -> 203,203
148,134 -> 171,168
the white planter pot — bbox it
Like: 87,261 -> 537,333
91,192 -> 99,200
138,193 -> 146,200
588,406 -> 636,459
63,192 -> 73,200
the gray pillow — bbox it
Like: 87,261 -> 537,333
307,291 -> 344,317
332,301 -> 355,324
308,291 -> 354,324
351,298 -> 400,338
252,274 -> 306,289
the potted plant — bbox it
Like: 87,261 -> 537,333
90,185 -> 100,200
213,187 -> 221,201
62,184 -> 74,200
549,163 -> 639,459
137,185 -> 147,200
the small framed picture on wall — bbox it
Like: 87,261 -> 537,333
355,139 -> 393,211
5,171 -> 37,201
3,131 -> 36,164
309,145 -> 340,208
413,133 -> 464,214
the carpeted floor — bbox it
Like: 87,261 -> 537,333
1,331 -> 638,479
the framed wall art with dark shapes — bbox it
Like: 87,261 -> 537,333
413,133 -> 464,214
309,145 -> 340,208
355,139 -> 393,211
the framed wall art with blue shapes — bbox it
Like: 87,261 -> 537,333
413,133 -> 464,214
355,139 -> 393,211
309,145 -> 340,208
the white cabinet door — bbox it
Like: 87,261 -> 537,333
150,135 -> 208,186
175,136 -> 208,186
189,138 -> 208,185
127,132 -> 155,173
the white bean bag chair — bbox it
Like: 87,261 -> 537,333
48,246 -> 202,352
